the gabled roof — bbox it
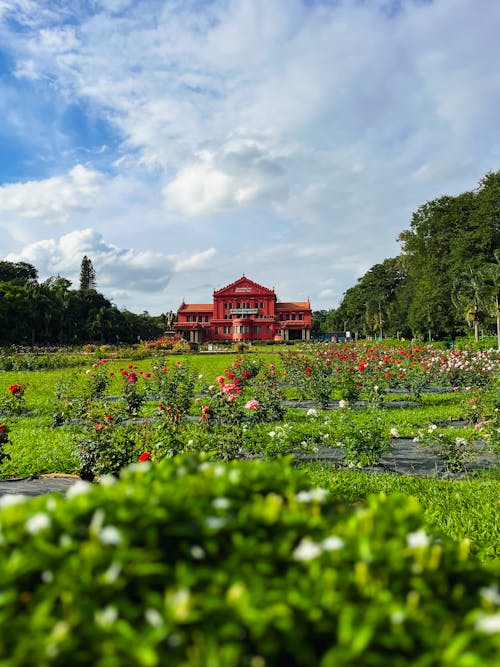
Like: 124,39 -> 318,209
178,303 -> 213,312
214,275 -> 275,297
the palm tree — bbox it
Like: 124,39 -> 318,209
451,268 -> 488,342
480,250 -> 500,350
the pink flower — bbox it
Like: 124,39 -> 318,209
216,375 -> 225,384
245,399 -> 260,410
227,394 -> 236,402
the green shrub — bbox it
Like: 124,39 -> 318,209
0,456 -> 499,666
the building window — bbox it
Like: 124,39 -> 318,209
224,314 -> 227,320
299,314 -> 303,320
286,314 -> 290,320
198,316 -> 203,322
292,314 -> 296,320
259,302 -> 264,309
224,326 -> 231,334
254,326 -> 261,334
215,326 -> 219,334
186,315 -> 190,322
266,326 -> 270,333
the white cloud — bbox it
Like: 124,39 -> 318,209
164,137 -> 288,216
5,228 -> 217,310
0,165 -> 104,224
1,0 -> 500,312
172,248 -> 217,272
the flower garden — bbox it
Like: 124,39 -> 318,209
0,340 -> 499,665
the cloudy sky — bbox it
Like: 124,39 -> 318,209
1,0 -> 499,315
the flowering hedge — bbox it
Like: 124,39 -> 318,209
0,456 -> 499,666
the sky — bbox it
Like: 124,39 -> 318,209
1,0 -> 499,315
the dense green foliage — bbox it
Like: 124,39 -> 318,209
317,171 -> 500,341
0,456 -> 499,666
0,260 -> 165,345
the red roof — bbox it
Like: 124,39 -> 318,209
178,303 -> 213,312
276,301 -> 310,310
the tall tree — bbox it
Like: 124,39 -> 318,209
79,256 -> 96,290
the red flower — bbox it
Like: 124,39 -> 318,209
95,423 -> 104,431
8,384 -> 23,396
0,424 -> 6,433
139,451 -> 151,462
305,367 -> 312,377
104,414 -> 113,421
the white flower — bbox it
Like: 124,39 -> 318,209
99,526 -> 122,546
293,538 -> 322,562
190,545 -> 206,560
0,494 -> 26,508
455,437 -> 468,446
321,535 -> 344,551
95,605 -> 118,627
26,512 -> 51,535
306,408 -> 318,418
269,431 -> 276,438
66,480 -> 92,498
390,428 -> 400,438
338,400 -> 348,409
145,608 -> 164,628
428,424 -> 437,433
103,562 -> 122,583
205,516 -> 226,530
45,497 -> 57,511
390,611 -> 405,625
212,497 -> 230,510
41,570 -> 54,583
480,585 -> 500,605
99,475 -> 117,487
406,530 -> 430,549
475,613 -> 500,634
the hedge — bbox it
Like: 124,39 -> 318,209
0,456 -> 499,666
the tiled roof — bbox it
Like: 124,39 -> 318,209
276,301 -> 310,309
178,304 -> 213,312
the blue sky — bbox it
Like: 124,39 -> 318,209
1,0 -> 499,314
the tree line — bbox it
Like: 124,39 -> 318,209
0,256 -> 165,345
313,171 -> 500,345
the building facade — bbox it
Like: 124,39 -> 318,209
174,276 -> 312,343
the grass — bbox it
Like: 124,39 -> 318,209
304,463 -> 500,562
1,350 -> 498,562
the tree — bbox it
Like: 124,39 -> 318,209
480,250 -> 500,350
0,261 -> 38,285
451,268 -> 489,342
79,256 -> 96,290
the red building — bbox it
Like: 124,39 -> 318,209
174,276 -> 312,344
